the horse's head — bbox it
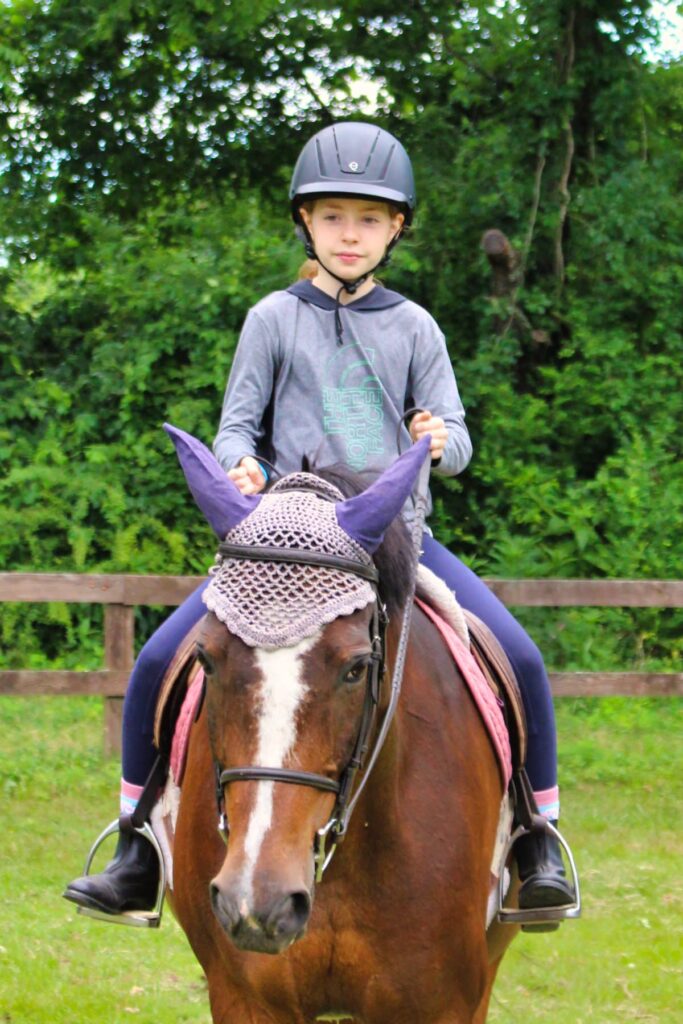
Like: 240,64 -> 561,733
197,599 -> 379,953
165,425 -> 429,954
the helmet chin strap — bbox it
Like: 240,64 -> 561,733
302,227 -> 400,345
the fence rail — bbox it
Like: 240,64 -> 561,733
1,573 -> 681,753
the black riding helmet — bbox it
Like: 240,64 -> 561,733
290,121 -> 416,230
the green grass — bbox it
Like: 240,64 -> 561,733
0,698 -> 210,1024
489,699 -> 683,1023
0,696 -> 681,1023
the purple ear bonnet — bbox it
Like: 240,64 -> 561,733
166,424 -> 430,648
204,473 -> 377,648
336,435 -> 431,552
164,423 -> 261,537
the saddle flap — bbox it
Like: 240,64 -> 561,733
153,619 -> 205,758
463,610 -> 527,770
415,597 -> 512,787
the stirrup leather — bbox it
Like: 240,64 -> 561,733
76,819 -> 166,928
497,820 -> 581,928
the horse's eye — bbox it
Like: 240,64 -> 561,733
341,660 -> 369,686
196,645 -> 215,676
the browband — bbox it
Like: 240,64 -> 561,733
217,542 -> 379,584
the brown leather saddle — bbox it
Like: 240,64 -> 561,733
463,610 -> 527,772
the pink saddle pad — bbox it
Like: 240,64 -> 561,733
415,598 -> 512,787
169,668 -> 205,786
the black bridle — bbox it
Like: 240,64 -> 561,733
212,449 -> 431,881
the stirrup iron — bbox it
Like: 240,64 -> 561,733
497,820 -> 581,929
76,819 -> 166,928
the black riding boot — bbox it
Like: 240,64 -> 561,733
514,820 -> 576,911
63,825 -> 159,915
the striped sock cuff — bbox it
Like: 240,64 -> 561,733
120,778 -> 145,817
534,785 -> 560,822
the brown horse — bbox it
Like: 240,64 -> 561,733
164,427 -> 518,1024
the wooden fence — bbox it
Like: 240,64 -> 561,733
1,573 -> 682,754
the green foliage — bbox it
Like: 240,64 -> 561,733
0,0 -> 308,238
1,1 -> 682,673
0,196 -> 297,664
2,194 -> 295,567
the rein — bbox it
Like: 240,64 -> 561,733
213,445 -> 432,883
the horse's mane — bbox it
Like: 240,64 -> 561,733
293,459 -> 415,618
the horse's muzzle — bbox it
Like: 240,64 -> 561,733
210,882 -> 312,954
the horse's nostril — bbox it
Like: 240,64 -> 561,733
267,889 -> 311,938
210,881 -> 240,933
290,890 -> 311,924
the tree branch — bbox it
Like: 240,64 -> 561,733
519,143 -> 547,290
300,70 -> 333,117
554,8 -> 576,291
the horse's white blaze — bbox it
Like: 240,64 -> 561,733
240,634 -> 318,904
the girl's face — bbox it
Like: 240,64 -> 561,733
300,197 -> 404,298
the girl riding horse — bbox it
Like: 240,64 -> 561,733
64,120 -> 576,925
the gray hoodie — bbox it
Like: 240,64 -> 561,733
213,280 -> 472,518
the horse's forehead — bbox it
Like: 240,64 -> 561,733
200,605 -> 373,671
254,633 -> 321,680
200,612 -> 239,649
253,610 -> 375,681
309,607 -> 376,653
199,616 -> 258,674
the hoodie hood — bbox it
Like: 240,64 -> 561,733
287,279 -> 406,312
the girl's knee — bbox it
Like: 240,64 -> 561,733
133,630 -> 176,685
132,588 -> 207,685
517,636 -> 545,675
505,633 -> 547,692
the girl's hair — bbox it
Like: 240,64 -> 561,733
299,197 -> 404,219
297,259 -> 318,280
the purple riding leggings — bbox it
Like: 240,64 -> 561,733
121,535 -> 557,793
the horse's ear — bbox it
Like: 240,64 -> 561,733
164,424 -> 262,538
335,436 -> 431,553
301,454 -> 312,473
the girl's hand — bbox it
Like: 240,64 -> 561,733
409,409 -> 448,461
227,456 -> 267,495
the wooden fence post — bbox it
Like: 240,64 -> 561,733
103,604 -> 134,756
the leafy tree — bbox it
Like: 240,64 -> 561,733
1,1 -> 681,674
